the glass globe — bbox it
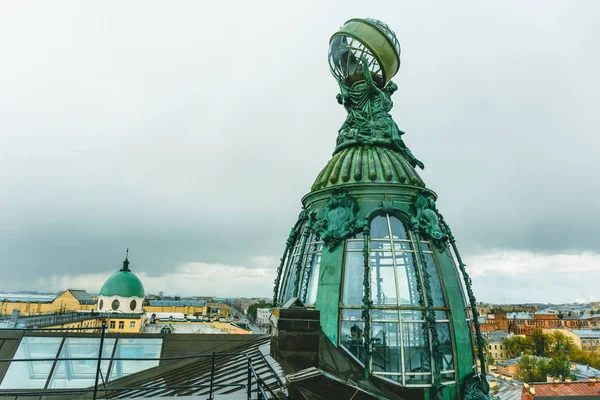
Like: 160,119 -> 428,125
329,18 -> 401,87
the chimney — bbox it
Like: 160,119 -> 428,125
270,297 -> 320,374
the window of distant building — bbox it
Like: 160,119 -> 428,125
130,300 -> 137,312
130,321 -> 135,329
99,299 -> 104,310
494,345 -> 497,350
110,321 -> 115,329
118,321 -> 124,329
112,299 -> 120,311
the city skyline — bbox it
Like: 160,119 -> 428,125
1,1 -> 599,303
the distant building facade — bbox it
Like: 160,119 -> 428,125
256,308 -> 271,327
0,289 -> 95,316
485,331 -> 510,364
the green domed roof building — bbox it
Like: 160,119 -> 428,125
99,260 -> 145,298
97,251 -> 145,313
272,18 -> 493,400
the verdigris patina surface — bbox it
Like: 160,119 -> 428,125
273,17 -> 496,400
314,189 -> 364,251
335,58 -> 424,171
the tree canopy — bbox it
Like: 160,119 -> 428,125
504,330 -> 600,382
247,300 -> 270,321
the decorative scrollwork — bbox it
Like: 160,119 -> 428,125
315,189 -> 364,251
465,373 -> 499,400
410,193 -> 449,250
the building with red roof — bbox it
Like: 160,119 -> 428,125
521,381 -> 600,399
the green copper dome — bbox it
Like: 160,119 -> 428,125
312,146 -> 425,191
272,18 -> 494,400
99,255 -> 145,298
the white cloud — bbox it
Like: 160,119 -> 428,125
2,1 -> 600,303
465,250 -> 600,304
37,262 -> 275,298
38,249 -> 600,304
465,250 -> 600,277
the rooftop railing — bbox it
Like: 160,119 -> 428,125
0,324 -> 282,400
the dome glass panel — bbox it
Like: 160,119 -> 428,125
277,226 -> 323,304
338,214 -> 455,385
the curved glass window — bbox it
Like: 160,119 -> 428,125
340,214 -> 454,387
130,300 -> 137,312
111,299 -> 120,311
99,299 -> 104,310
300,234 -> 322,305
278,226 -> 322,305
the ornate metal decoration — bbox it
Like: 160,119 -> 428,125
315,189 -> 363,251
410,193 -> 449,249
361,223 -> 372,378
464,373 -> 499,400
272,210 -> 310,307
293,226 -> 313,298
334,58 -> 424,170
438,213 -> 494,398
380,199 -> 395,213
411,231 -> 443,393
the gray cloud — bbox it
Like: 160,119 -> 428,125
1,1 -> 599,299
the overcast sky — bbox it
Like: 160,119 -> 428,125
0,1 -> 598,303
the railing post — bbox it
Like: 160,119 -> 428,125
257,377 -> 264,400
247,358 -> 252,400
207,351 -> 216,400
93,321 -> 106,400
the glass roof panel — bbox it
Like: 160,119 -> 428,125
0,336 -> 62,389
48,337 -> 116,389
0,336 -> 164,390
109,338 -> 162,381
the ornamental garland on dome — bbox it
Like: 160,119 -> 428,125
334,57 -> 424,170
271,210 -> 310,307
410,229 -> 444,395
438,213 -> 497,399
361,222 -> 372,379
410,193 -> 497,399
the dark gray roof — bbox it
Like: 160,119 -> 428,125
570,362 -> 600,379
485,331 -> 509,342
571,329 -> 600,338
507,312 -> 533,319
67,289 -> 95,305
104,335 -> 285,399
148,300 -> 206,307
